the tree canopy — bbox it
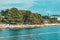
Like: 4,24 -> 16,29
0,8 -> 44,24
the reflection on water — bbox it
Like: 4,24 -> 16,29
0,26 -> 60,40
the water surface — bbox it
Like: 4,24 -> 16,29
0,26 -> 60,40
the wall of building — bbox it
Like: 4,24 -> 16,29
57,17 -> 60,21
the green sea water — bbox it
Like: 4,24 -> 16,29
0,26 -> 60,40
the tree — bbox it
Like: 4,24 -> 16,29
49,18 -> 57,23
0,8 -> 44,24
27,13 -> 44,24
4,8 -> 23,24
1,10 -> 5,16
0,15 -> 2,22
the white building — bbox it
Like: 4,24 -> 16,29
50,15 -> 60,21
57,17 -> 60,21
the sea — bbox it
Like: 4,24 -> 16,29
0,25 -> 60,40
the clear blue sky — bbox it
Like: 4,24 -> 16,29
0,0 -> 60,15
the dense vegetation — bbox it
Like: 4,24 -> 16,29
0,8 -> 44,24
42,16 -> 57,23
0,8 -> 58,24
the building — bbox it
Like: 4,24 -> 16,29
50,15 -> 60,21
57,17 -> 60,21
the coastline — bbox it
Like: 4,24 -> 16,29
0,23 -> 60,29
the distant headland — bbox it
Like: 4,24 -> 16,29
0,8 -> 60,29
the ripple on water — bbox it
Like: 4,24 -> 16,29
0,26 -> 60,40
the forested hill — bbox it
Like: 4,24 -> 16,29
0,8 -> 44,24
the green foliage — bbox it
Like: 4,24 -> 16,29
42,16 -> 50,19
4,8 -> 23,24
49,18 -> 57,23
28,13 -> 44,24
0,8 -> 44,24
0,8 -> 58,24
0,14 -> 2,22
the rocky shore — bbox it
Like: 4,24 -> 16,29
0,23 -> 60,29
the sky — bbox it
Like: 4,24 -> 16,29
0,0 -> 60,16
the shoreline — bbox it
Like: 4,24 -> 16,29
0,23 -> 60,29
